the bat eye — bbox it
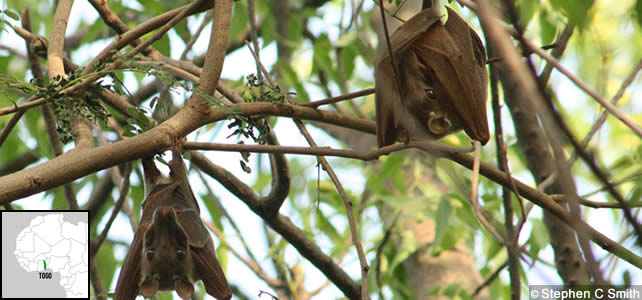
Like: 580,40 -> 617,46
177,250 -> 185,260
424,89 -> 436,100
145,250 -> 154,261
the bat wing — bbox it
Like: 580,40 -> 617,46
113,224 -> 146,300
176,209 -> 211,248
376,9 -> 443,64
375,56 -> 402,147
442,7 -> 489,144
192,240 -> 232,300
375,9 -> 443,147
413,8 -> 489,144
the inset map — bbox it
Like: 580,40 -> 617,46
2,211 -> 89,299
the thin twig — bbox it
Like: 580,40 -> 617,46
196,169 -> 263,264
90,255 -> 106,300
301,88 -> 375,108
581,170 -> 642,198
87,0 -> 160,57
538,24 -> 574,84
550,194 -> 642,209
247,0 -> 263,86
443,150 -> 642,268
569,59 -> 642,166
489,55 -> 521,299
377,0 -> 404,104
469,140 -> 506,244
91,166 -> 130,252
295,120 -> 370,300
180,10 -> 213,60
184,141 -> 408,160
474,261 -> 508,296
206,222 -> 284,288
524,40 -> 642,138
375,212 -> 400,300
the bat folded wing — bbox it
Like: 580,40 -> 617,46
192,241 -> 232,300
113,225 -> 146,300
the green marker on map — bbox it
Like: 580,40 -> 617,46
43,260 -> 46,270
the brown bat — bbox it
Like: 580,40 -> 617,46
113,150 -> 231,300
375,7 -> 489,147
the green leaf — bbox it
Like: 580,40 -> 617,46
312,34 -> 337,82
440,225 -> 465,251
315,210 -> 342,243
229,1 -> 248,42
517,0 -> 539,28
216,243 -> 229,271
157,291 -> 174,300
288,12 -> 304,46
280,65 -> 309,102
51,187 -> 68,210
2,9 -> 20,21
335,30 -> 357,47
153,33 -> 171,57
372,154 -> 405,194
441,283 -> 465,298
340,43 -> 357,80
0,55 -> 10,73
623,270 -> 631,287
634,0 -> 642,28
539,6 -> 558,45
431,196 -> 452,255
528,218 -> 549,257
95,242 -> 117,291
83,18 -> 106,45
389,229 -> 417,271
484,236 -> 502,262
129,183 -> 144,221
201,194 -> 224,230
260,9 -> 276,47
122,124 -> 137,137
549,0 -> 595,30
240,160 -> 251,173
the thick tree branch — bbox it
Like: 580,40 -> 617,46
1,108 -> 640,270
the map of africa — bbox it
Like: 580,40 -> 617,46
2,212 -> 88,298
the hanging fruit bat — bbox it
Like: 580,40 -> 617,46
113,150 -> 232,300
375,7 -> 489,147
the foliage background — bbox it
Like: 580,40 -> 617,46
0,0 -> 641,299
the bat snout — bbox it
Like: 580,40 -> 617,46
427,112 -> 452,136
155,207 -> 174,217
151,207 -> 180,228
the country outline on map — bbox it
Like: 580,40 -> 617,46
13,213 -> 89,298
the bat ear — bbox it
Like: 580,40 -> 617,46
140,276 -> 159,298
175,279 -> 194,300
